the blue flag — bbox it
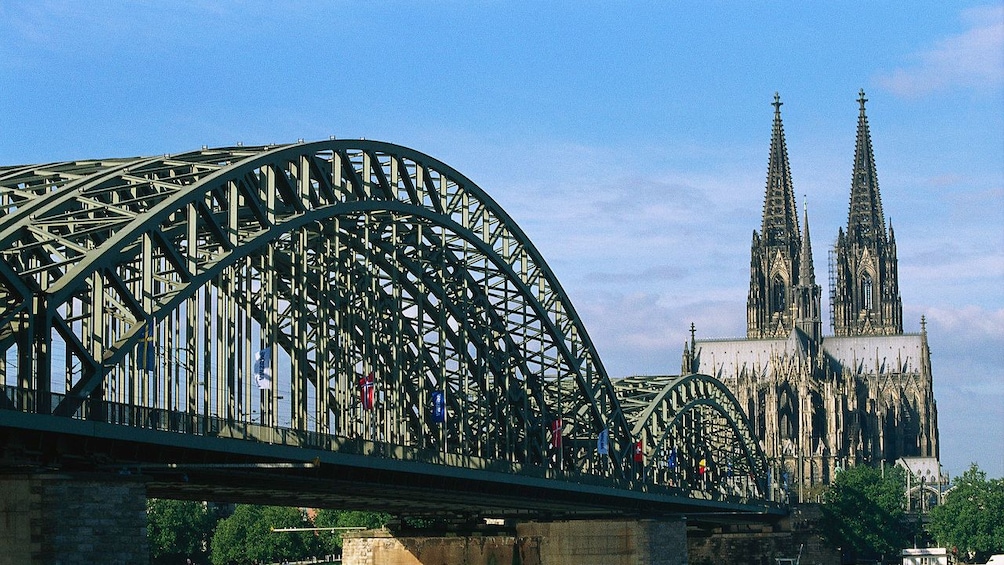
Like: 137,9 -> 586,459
431,391 -> 445,423
597,428 -> 609,456
254,348 -> 272,390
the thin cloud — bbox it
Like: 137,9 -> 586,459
876,5 -> 1004,96
583,264 -> 689,284
923,304 -> 1004,337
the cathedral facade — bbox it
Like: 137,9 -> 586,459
680,91 -> 939,500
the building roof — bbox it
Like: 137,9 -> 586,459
692,331 -> 925,380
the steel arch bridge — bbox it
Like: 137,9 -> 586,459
614,375 -> 771,500
0,140 -> 779,517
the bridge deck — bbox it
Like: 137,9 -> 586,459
0,395 -> 784,521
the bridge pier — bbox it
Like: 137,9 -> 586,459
0,474 -> 149,565
342,518 -> 688,565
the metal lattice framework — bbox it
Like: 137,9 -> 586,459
0,141 -> 634,478
615,374 -> 770,499
0,140 -> 772,505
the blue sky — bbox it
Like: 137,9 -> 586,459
2,1 -> 1002,479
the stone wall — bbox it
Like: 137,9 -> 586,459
518,519 -> 688,565
341,530 -> 517,565
0,474 -> 149,565
342,518 -> 688,565
688,505 -> 840,565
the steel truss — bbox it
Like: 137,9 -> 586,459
615,374 -> 771,500
0,140 -> 770,500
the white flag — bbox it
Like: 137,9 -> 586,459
597,428 -> 609,456
254,347 -> 272,390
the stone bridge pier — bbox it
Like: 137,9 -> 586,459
342,518 -> 689,565
0,474 -> 149,565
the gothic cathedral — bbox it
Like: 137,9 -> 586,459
681,91 -> 939,500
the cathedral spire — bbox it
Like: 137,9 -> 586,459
748,93 -> 803,339
847,89 -> 886,244
795,201 -> 822,343
761,92 -> 800,247
799,201 -> 815,287
831,90 -> 903,336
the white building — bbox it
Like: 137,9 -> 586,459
902,548 -> 953,565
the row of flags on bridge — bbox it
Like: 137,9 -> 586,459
247,348 -> 730,476
564,421 -> 719,476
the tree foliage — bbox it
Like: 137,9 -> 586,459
928,464 -> 1004,563
147,499 -> 216,564
313,509 -> 391,555
821,464 -> 911,563
210,504 -> 316,565
148,500 -> 396,563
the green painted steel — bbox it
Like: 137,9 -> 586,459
614,374 -> 772,501
0,140 -> 778,513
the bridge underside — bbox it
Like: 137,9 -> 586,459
0,410 -> 775,523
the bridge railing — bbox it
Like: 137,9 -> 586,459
0,385 -> 774,508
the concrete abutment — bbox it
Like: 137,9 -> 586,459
342,518 -> 688,565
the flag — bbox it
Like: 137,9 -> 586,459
431,391 -> 445,423
633,441 -> 644,463
699,458 -> 707,475
550,419 -> 562,449
359,373 -> 375,410
597,428 -> 609,456
138,320 -> 156,372
253,348 -> 272,390
667,447 -> 677,469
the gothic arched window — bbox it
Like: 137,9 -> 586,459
862,274 -> 873,310
771,275 -> 786,313
778,387 -> 797,440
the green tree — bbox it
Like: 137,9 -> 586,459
147,498 -> 216,564
313,509 -> 391,555
928,464 -> 1004,563
210,504 -> 316,565
821,464 -> 911,563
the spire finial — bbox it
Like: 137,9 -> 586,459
858,89 -> 868,111
773,92 -> 783,114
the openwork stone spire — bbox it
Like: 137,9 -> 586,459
799,203 -> 815,287
748,93 -> 804,339
795,202 -> 822,343
761,92 -> 800,248
846,89 -> 886,244
831,90 -> 903,336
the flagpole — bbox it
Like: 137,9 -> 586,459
441,386 -> 446,462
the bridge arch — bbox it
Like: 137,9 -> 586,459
615,374 -> 770,501
0,140 -> 636,479
0,141 -> 778,515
